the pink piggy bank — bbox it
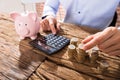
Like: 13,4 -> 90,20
10,12 -> 40,40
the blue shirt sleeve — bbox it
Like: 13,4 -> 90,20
42,0 -> 60,17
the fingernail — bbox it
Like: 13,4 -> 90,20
53,31 -> 56,34
82,47 -> 86,50
81,40 -> 84,44
81,45 -> 87,50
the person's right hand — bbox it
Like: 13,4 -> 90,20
82,27 -> 120,56
40,15 -> 61,34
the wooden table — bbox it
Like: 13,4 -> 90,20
0,13 -> 120,80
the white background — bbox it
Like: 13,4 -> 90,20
0,0 -> 46,13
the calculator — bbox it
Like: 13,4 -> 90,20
29,34 -> 70,54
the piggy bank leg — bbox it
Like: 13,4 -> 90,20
20,36 -> 25,40
30,35 -> 37,40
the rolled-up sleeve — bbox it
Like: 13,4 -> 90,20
42,0 -> 60,17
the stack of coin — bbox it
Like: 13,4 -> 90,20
89,49 -> 99,64
67,44 -> 77,60
97,60 -> 109,74
70,37 -> 79,47
75,44 -> 87,63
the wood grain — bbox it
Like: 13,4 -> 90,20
1,13 -> 120,80
0,14 -> 46,80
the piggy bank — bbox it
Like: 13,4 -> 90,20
10,12 -> 40,40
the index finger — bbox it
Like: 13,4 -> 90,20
48,19 -> 56,34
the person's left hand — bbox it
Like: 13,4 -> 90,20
82,27 -> 120,56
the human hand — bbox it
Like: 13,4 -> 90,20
40,15 -> 61,34
82,27 -> 120,56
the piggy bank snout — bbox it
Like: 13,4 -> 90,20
15,25 -> 30,36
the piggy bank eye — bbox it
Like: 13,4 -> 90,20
19,24 -> 21,26
25,24 -> 27,26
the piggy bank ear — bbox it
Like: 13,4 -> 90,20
10,12 -> 20,20
28,13 -> 37,21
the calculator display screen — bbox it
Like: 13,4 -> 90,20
37,41 -> 51,50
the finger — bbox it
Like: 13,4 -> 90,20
56,22 -> 61,31
40,20 -> 44,32
82,35 -> 94,44
98,43 -> 120,53
82,32 -> 101,44
97,27 -> 117,44
98,32 -> 119,50
40,20 -> 48,31
98,30 -> 120,52
43,21 -> 49,31
48,19 -> 56,34
108,50 -> 120,56
44,19 -> 51,31
82,36 -> 101,50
